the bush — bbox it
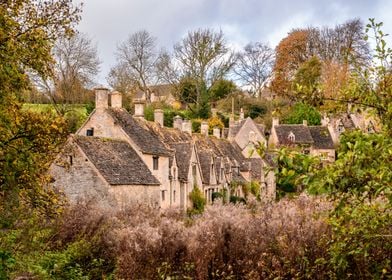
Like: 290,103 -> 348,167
188,187 -> 206,215
282,102 -> 321,125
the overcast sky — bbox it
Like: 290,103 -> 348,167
75,0 -> 392,85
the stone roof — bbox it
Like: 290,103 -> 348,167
198,150 -> 213,184
309,126 -> 334,149
228,117 -> 265,139
274,125 -> 314,145
194,135 -> 247,184
143,122 -> 193,181
108,108 -> 172,156
171,143 -> 192,181
248,158 -> 263,181
75,136 -> 160,186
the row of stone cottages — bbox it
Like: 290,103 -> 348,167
50,88 -> 374,210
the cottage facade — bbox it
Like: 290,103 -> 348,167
51,88 -> 275,210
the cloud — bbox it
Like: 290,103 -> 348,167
75,0 -> 389,84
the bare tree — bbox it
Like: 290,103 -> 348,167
173,28 -> 236,106
33,33 -> 100,111
107,62 -> 136,94
234,42 -> 274,98
311,18 -> 370,65
114,30 -> 157,102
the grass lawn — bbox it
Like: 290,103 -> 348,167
23,103 -> 92,132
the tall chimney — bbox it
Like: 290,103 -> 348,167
240,108 -> 244,120
134,100 -> 145,119
173,115 -> 183,130
110,91 -> 122,108
272,117 -> 279,127
303,119 -> 308,126
182,119 -> 192,134
213,127 -> 221,139
154,109 -> 164,126
200,121 -> 209,136
95,87 -> 109,109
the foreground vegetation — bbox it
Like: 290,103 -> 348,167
1,194 -> 390,279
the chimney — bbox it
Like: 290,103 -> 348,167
200,121 -> 209,136
182,119 -> 192,134
134,100 -> 145,119
95,87 -> 109,109
110,91 -> 122,108
213,127 -> 221,139
272,117 -> 279,127
321,114 -> 330,126
173,115 -> 183,130
240,108 -> 244,120
154,109 -> 164,126
303,119 -> 308,126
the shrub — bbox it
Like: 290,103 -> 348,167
188,187 -> 206,215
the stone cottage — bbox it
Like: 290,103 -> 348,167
268,118 -> 335,162
50,88 -> 276,210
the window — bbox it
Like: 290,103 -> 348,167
69,155 -> 73,166
161,190 -> 165,201
192,164 -> 197,177
288,131 -> 295,142
173,167 -> 176,180
153,156 -> 159,170
303,149 -> 310,155
173,190 -> 176,202
86,128 -> 94,136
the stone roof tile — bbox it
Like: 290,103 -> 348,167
108,108 -> 171,156
75,136 -> 160,186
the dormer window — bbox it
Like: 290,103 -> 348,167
337,121 -> 344,133
288,131 -> 295,142
86,128 -> 94,136
153,156 -> 159,170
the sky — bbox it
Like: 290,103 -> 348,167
74,0 -> 392,85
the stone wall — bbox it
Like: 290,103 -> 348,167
50,142 -> 116,209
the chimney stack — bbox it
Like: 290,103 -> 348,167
200,121 -> 209,136
272,117 -> 279,127
110,91 -> 122,108
95,87 -> 109,110
173,115 -> 183,130
321,114 -> 330,126
213,127 -> 221,139
303,119 -> 308,126
134,100 -> 145,119
154,109 -> 164,126
211,108 -> 218,117
240,108 -> 244,120
182,119 -> 192,134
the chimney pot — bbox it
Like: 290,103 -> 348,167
303,119 -> 308,126
110,91 -> 122,108
272,117 -> 279,127
95,87 -> 109,109
182,119 -> 192,134
173,115 -> 183,130
154,109 -> 164,126
213,127 -> 221,139
134,100 -> 145,119
240,108 -> 244,120
201,121 -> 209,136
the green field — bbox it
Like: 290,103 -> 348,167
23,103 -> 92,132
